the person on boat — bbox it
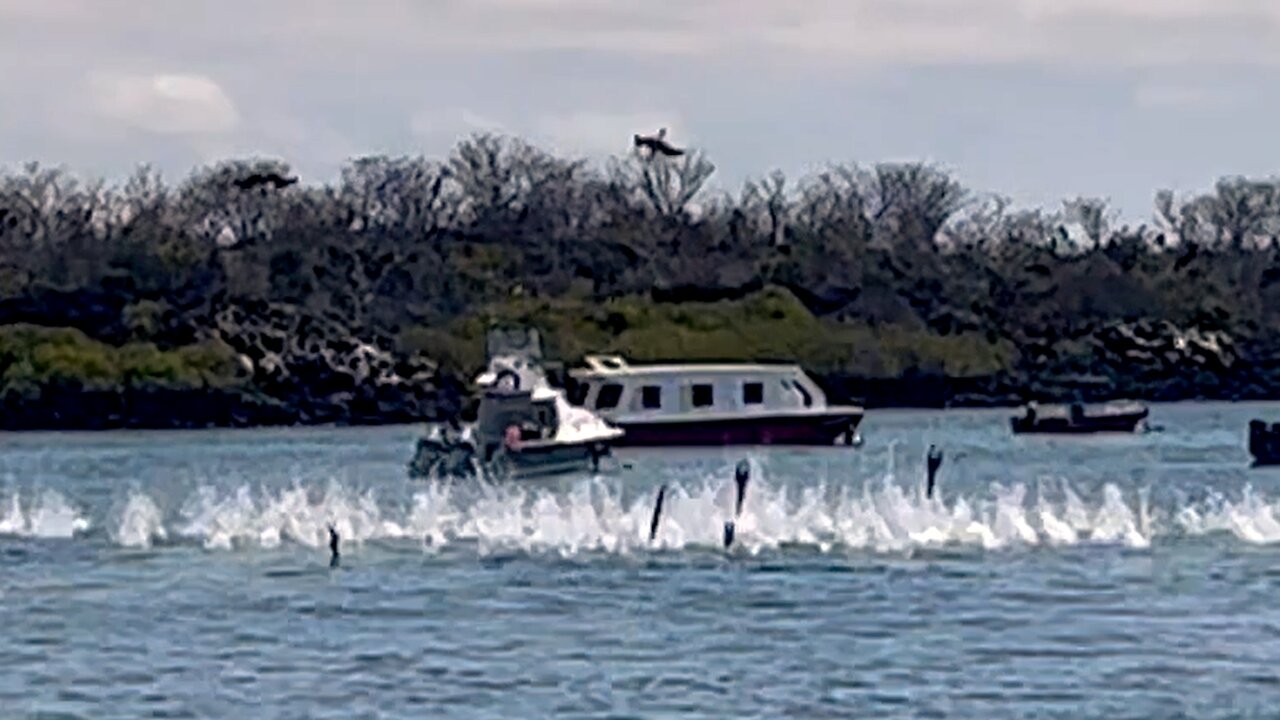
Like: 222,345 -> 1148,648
503,424 -> 522,450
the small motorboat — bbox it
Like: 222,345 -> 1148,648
409,328 -> 624,480
1011,401 -> 1149,435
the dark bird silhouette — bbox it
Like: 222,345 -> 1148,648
233,172 -> 298,191
723,459 -> 751,549
328,524 -> 340,568
633,128 -> 685,158
649,484 -> 668,543
926,445 -> 943,500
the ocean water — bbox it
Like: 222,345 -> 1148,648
4,403 -> 1280,718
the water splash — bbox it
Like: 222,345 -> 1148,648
78,473 -> 1159,556
1176,485 -> 1280,544
175,481 -> 397,551
0,489 -> 90,538
112,492 -> 168,549
17,471 -> 1280,557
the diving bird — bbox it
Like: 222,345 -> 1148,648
633,128 -> 685,158
926,445 -> 943,500
649,484 -> 668,543
328,524 -> 340,568
723,459 -> 751,549
233,172 -> 298,191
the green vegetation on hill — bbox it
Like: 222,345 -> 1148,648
405,286 -> 1015,380
0,325 -> 244,397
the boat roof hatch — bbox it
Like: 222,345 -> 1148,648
583,354 -> 629,372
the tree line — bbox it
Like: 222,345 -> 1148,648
2,133 -> 1279,408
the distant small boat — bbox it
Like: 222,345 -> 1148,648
1248,420 -> 1280,466
1010,401 -> 1149,435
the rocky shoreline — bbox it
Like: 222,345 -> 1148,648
0,305 -> 1269,431
0,300 -> 465,431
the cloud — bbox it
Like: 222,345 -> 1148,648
409,108 -> 510,149
88,72 -> 238,135
214,0 -> 1280,68
7,2 -> 1280,76
4,0 -> 1280,217
10,0 -> 1280,69
1132,82 -> 1236,110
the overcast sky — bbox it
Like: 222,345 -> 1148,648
2,0 -> 1279,219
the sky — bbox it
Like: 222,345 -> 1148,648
2,0 -> 1280,220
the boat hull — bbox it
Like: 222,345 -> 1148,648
1010,410 -> 1148,435
408,434 -> 614,480
609,411 -> 863,447
496,440 -> 612,479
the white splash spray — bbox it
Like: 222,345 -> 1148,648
17,472 -> 1280,558
106,473 -> 1163,556
0,490 -> 90,538
112,492 -> 168,549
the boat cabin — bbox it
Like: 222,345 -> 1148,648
567,354 -> 830,418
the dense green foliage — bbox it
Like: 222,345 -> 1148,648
0,324 -> 243,395
406,286 -> 1014,380
3,133 -> 1280,415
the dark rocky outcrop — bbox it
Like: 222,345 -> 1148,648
206,300 -> 455,426
982,319 -> 1241,406
1091,320 -> 1235,374
0,386 -> 295,431
0,299 -> 462,430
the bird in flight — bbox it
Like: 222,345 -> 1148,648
633,128 -> 685,158
232,172 -> 299,191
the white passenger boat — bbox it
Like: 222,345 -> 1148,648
565,355 -> 863,447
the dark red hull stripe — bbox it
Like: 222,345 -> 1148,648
612,413 -> 863,447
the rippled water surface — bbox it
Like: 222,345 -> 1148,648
5,403 -> 1280,718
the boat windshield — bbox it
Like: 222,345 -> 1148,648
782,378 -> 812,407
566,380 -> 590,407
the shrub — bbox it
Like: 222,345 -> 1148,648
0,324 -> 244,394
400,286 -> 1016,380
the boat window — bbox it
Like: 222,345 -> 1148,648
641,385 -> 662,409
743,382 -> 764,405
692,384 -> 714,408
595,383 -> 623,410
